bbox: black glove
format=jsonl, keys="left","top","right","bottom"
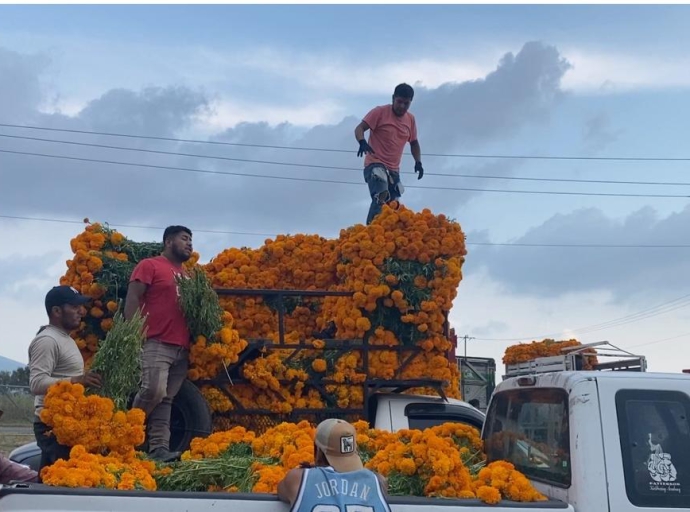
{"left": 357, "top": 139, "right": 375, "bottom": 157}
{"left": 414, "top": 161, "right": 424, "bottom": 180}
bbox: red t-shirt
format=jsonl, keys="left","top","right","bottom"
{"left": 130, "top": 256, "right": 190, "bottom": 348}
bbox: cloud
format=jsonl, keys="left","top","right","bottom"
{"left": 0, "top": 47, "right": 51, "bottom": 122}
{"left": 414, "top": 41, "right": 571, "bottom": 150}
{"left": 561, "top": 48, "right": 690, "bottom": 93}
{"left": 0, "top": 41, "right": 570, "bottom": 243}
{"left": 470, "top": 320, "right": 510, "bottom": 338}
{"left": 469, "top": 205, "right": 690, "bottom": 299}
{"left": 0, "top": 252, "right": 63, "bottom": 296}
{"left": 78, "top": 86, "right": 210, "bottom": 137}
{"left": 582, "top": 111, "right": 623, "bottom": 154}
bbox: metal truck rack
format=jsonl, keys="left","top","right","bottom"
{"left": 504, "top": 340, "right": 647, "bottom": 379}
{"left": 199, "top": 288, "right": 451, "bottom": 431}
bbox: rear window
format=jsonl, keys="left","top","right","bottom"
{"left": 616, "top": 389, "right": 690, "bottom": 508}
{"left": 405, "top": 403, "right": 485, "bottom": 431}
{"left": 483, "top": 388, "right": 570, "bottom": 487}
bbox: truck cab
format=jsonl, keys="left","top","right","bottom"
{"left": 371, "top": 393, "right": 484, "bottom": 432}
{"left": 482, "top": 343, "right": 690, "bottom": 511}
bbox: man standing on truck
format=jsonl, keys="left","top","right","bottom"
{"left": 278, "top": 419, "right": 392, "bottom": 512}
{"left": 28, "top": 286, "right": 102, "bottom": 473}
{"left": 124, "top": 225, "right": 193, "bottom": 463}
{"left": 355, "top": 83, "right": 424, "bottom": 225}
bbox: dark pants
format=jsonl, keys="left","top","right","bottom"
{"left": 132, "top": 339, "right": 189, "bottom": 452}
{"left": 364, "top": 163, "right": 402, "bottom": 225}
{"left": 34, "top": 419, "right": 71, "bottom": 475}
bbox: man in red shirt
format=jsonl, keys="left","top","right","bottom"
{"left": 124, "top": 225, "right": 193, "bottom": 462}
{"left": 355, "top": 83, "right": 424, "bottom": 225}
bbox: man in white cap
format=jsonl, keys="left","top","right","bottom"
{"left": 278, "top": 419, "right": 391, "bottom": 512}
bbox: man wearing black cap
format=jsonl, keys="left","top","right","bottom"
{"left": 28, "top": 286, "right": 102, "bottom": 472}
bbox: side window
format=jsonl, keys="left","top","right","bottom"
{"left": 483, "top": 388, "right": 571, "bottom": 487}
{"left": 405, "top": 403, "right": 485, "bottom": 431}
{"left": 616, "top": 389, "right": 690, "bottom": 508}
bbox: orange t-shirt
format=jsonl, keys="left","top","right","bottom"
{"left": 363, "top": 105, "right": 418, "bottom": 172}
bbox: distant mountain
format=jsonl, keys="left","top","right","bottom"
{"left": 0, "top": 356, "right": 26, "bottom": 373}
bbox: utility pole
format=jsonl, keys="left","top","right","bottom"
{"left": 461, "top": 334, "right": 475, "bottom": 361}
{"left": 459, "top": 334, "right": 475, "bottom": 401}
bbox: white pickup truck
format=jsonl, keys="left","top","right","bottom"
{"left": 2, "top": 360, "right": 688, "bottom": 512}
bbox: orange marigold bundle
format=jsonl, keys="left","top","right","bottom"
{"left": 41, "top": 445, "right": 157, "bottom": 490}
{"left": 318, "top": 205, "right": 466, "bottom": 403}
{"left": 182, "top": 426, "right": 256, "bottom": 460}
{"left": 503, "top": 338, "right": 598, "bottom": 368}
{"left": 474, "top": 461, "right": 547, "bottom": 502}
{"left": 40, "top": 381, "right": 145, "bottom": 455}
{"left": 162, "top": 422, "right": 316, "bottom": 493}
{"left": 363, "top": 426, "right": 475, "bottom": 498}
{"left": 162, "top": 420, "right": 545, "bottom": 505}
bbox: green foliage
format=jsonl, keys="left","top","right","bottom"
{"left": 91, "top": 308, "right": 146, "bottom": 410}
{"left": 176, "top": 267, "right": 224, "bottom": 342}
{"left": 155, "top": 453, "right": 269, "bottom": 492}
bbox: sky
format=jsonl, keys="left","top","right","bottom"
{"left": 1, "top": 5, "right": 690, "bottom": 378}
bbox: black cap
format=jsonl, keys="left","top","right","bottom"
{"left": 45, "top": 285, "right": 91, "bottom": 311}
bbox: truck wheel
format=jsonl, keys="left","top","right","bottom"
{"left": 169, "top": 380, "right": 213, "bottom": 452}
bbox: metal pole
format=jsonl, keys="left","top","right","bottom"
{"left": 460, "top": 335, "right": 474, "bottom": 401}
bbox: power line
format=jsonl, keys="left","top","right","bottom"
{"left": 473, "top": 292, "right": 690, "bottom": 342}
{"left": 1, "top": 122, "right": 689, "bottom": 162}
{"left": 0, "top": 214, "right": 277, "bottom": 237}
{"left": 2, "top": 132, "right": 690, "bottom": 188}
{"left": 628, "top": 331, "right": 690, "bottom": 349}
{"left": 3, "top": 213, "right": 690, "bottom": 249}
{"left": 574, "top": 298, "right": 690, "bottom": 336}
{"left": 2, "top": 147, "right": 689, "bottom": 199}
{"left": 470, "top": 242, "right": 690, "bottom": 248}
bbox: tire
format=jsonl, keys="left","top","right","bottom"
{"left": 169, "top": 379, "right": 213, "bottom": 452}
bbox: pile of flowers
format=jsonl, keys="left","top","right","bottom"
{"left": 473, "top": 461, "right": 547, "bottom": 504}
{"left": 39, "top": 383, "right": 546, "bottom": 506}
{"left": 360, "top": 424, "right": 479, "bottom": 498}
{"left": 39, "top": 381, "right": 152, "bottom": 488}
{"left": 40, "top": 381, "right": 145, "bottom": 454}
{"left": 197, "top": 205, "right": 466, "bottom": 417}
{"left": 41, "top": 445, "right": 157, "bottom": 491}
{"left": 61, "top": 206, "right": 466, "bottom": 428}
{"left": 503, "top": 339, "right": 597, "bottom": 368}
{"left": 157, "top": 421, "right": 545, "bottom": 504}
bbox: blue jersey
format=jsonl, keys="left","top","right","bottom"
{"left": 291, "top": 466, "right": 391, "bottom": 512}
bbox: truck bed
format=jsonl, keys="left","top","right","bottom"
{"left": 0, "top": 484, "right": 573, "bottom": 512}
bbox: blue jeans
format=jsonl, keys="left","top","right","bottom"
{"left": 363, "top": 164, "right": 402, "bottom": 225}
